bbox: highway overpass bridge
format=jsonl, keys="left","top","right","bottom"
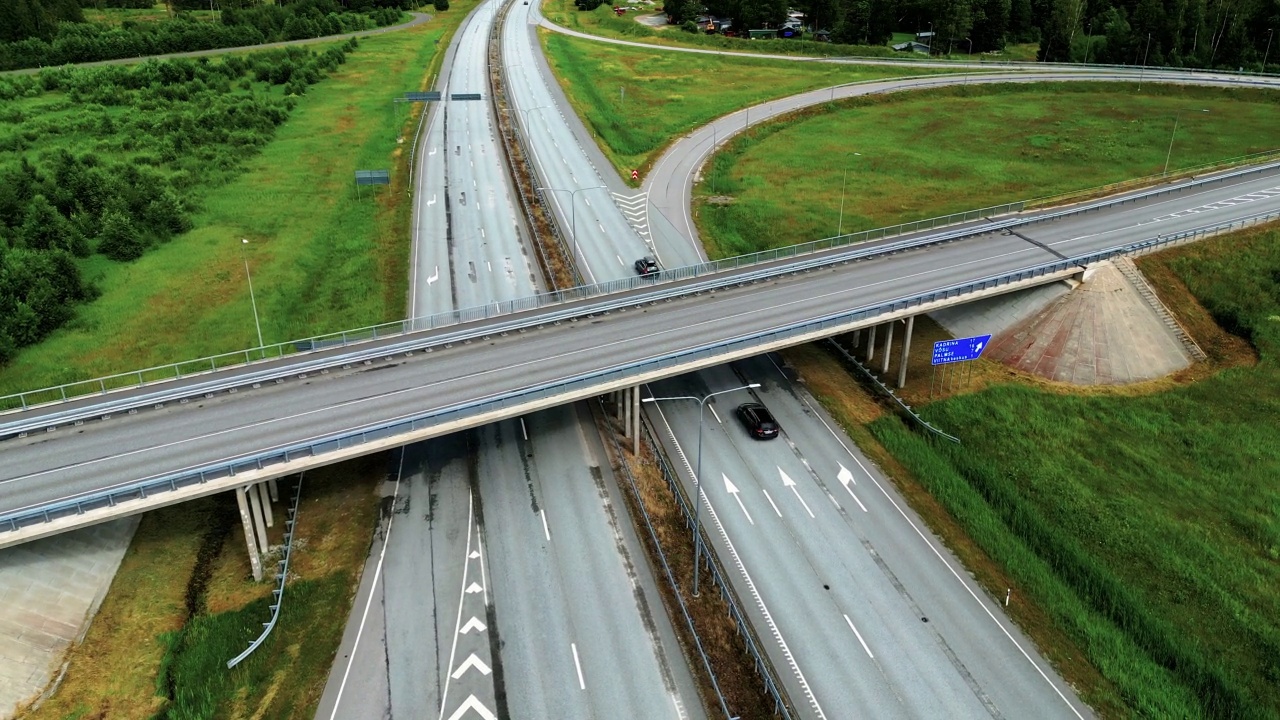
{"left": 2, "top": 163, "right": 1279, "bottom": 548}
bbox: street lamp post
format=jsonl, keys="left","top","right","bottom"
{"left": 536, "top": 185, "right": 607, "bottom": 267}
{"left": 1163, "top": 109, "right": 1208, "bottom": 176}
{"left": 240, "top": 239, "right": 264, "bottom": 354}
{"left": 516, "top": 103, "right": 552, "bottom": 137}
{"left": 643, "top": 383, "right": 760, "bottom": 597}
{"left": 1264, "top": 28, "right": 1275, "bottom": 72}
{"left": 837, "top": 152, "right": 862, "bottom": 237}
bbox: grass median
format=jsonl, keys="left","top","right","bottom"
{"left": 539, "top": 30, "right": 954, "bottom": 180}
{"left": 695, "top": 82, "right": 1280, "bottom": 258}
{"left": 0, "top": 5, "right": 470, "bottom": 396}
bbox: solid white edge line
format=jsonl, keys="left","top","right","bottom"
{"left": 708, "top": 404, "right": 722, "bottom": 424}
{"left": 571, "top": 642, "right": 585, "bottom": 690}
{"left": 765, "top": 354, "right": 1084, "bottom": 717}
{"left": 520, "top": 416, "right": 528, "bottom": 440}
{"left": 436, "top": 486, "right": 478, "bottom": 720}
{"left": 327, "top": 450, "right": 405, "bottom": 720}
{"left": 844, "top": 614, "right": 875, "bottom": 659}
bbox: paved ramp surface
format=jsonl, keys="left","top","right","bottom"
{"left": 988, "top": 262, "right": 1191, "bottom": 384}
{"left": 0, "top": 518, "right": 138, "bottom": 719}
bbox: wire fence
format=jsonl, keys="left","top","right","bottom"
{"left": 639, "top": 410, "right": 795, "bottom": 719}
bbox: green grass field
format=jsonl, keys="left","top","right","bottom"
{"left": 869, "top": 227, "right": 1280, "bottom": 718}
{"left": 696, "top": 83, "right": 1280, "bottom": 258}
{"left": 0, "top": 14, "right": 460, "bottom": 396}
{"left": 540, "top": 30, "right": 954, "bottom": 180}
{"left": 81, "top": 6, "right": 218, "bottom": 25}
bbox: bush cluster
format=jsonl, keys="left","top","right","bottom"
{"left": 0, "top": 41, "right": 356, "bottom": 362}
{"left": 0, "top": 0, "right": 403, "bottom": 71}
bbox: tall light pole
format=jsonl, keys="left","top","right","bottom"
{"left": 644, "top": 382, "right": 760, "bottom": 597}
{"left": 1264, "top": 28, "right": 1274, "bottom": 72}
{"left": 837, "top": 152, "right": 861, "bottom": 237}
{"left": 1138, "top": 32, "right": 1152, "bottom": 91}
{"left": 240, "top": 239, "right": 264, "bottom": 353}
{"left": 1163, "top": 109, "right": 1208, "bottom": 176}
{"left": 536, "top": 185, "right": 607, "bottom": 268}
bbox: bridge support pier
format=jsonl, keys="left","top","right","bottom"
{"left": 235, "top": 486, "right": 264, "bottom": 582}
{"left": 881, "top": 322, "right": 894, "bottom": 375}
{"left": 268, "top": 478, "right": 279, "bottom": 503}
{"left": 632, "top": 385, "right": 640, "bottom": 455}
{"left": 248, "top": 482, "right": 269, "bottom": 557}
{"left": 898, "top": 316, "right": 915, "bottom": 389}
{"left": 852, "top": 328, "right": 861, "bottom": 348}
{"left": 257, "top": 481, "right": 274, "bottom": 528}
{"left": 867, "top": 324, "right": 877, "bottom": 362}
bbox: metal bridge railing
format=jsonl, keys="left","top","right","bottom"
{"left": 9, "top": 208, "right": 1272, "bottom": 534}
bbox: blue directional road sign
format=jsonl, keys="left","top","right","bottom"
{"left": 932, "top": 334, "right": 992, "bottom": 366}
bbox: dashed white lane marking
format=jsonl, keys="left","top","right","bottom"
{"left": 844, "top": 614, "right": 875, "bottom": 659}
{"left": 571, "top": 643, "right": 586, "bottom": 689}
{"left": 762, "top": 488, "right": 783, "bottom": 517}
{"left": 708, "top": 405, "right": 722, "bottom": 424}
{"left": 541, "top": 509, "right": 551, "bottom": 541}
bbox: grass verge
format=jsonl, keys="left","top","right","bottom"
{"left": 538, "top": 30, "right": 953, "bottom": 180}
{"left": 854, "top": 225, "right": 1280, "bottom": 718}
{"left": 25, "top": 455, "right": 387, "bottom": 719}
{"left": 0, "top": 10, "right": 465, "bottom": 395}
{"left": 593, "top": 404, "right": 777, "bottom": 718}
{"left": 696, "top": 82, "right": 1280, "bottom": 258}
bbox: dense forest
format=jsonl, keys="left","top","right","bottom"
{"left": 663, "top": 0, "right": 1279, "bottom": 69}
{"left": 0, "top": 0, "right": 410, "bottom": 69}
{"left": 0, "top": 42, "right": 357, "bottom": 361}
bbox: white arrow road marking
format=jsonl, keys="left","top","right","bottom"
{"left": 465, "top": 582, "right": 484, "bottom": 594}
{"left": 427, "top": 265, "right": 439, "bottom": 286}
{"left": 445, "top": 695, "right": 497, "bottom": 720}
{"left": 779, "top": 468, "right": 814, "bottom": 518}
{"left": 451, "top": 653, "right": 492, "bottom": 679}
{"left": 460, "top": 617, "right": 487, "bottom": 634}
{"left": 428, "top": 194, "right": 437, "bottom": 206}
{"left": 837, "top": 464, "right": 868, "bottom": 512}
{"left": 429, "top": 146, "right": 437, "bottom": 156}
{"left": 844, "top": 614, "right": 875, "bottom": 659}
{"left": 724, "top": 474, "right": 754, "bottom": 525}
{"left": 571, "top": 643, "right": 586, "bottom": 689}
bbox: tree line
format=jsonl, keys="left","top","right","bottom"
{"left": 0, "top": 0, "right": 409, "bottom": 70}
{"left": 659, "top": 0, "right": 1278, "bottom": 70}
{"left": 0, "top": 41, "right": 357, "bottom": 362}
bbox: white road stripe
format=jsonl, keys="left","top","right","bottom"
{"left": 844, "top": 614, "right": 875, "bottom": 659}
{"left": 762, "top": 488, "right": 783, "bottom": 517}
{"left": 571, "top": 643, "right": 585, "bottom": 689}
{"left": 541, "top": 509, "right": 550, "bottom": 541}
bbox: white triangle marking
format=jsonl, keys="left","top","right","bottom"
{"left": 460, "top": 616, "right": 487, "bottom": 634}
{"left": 444, "top": 694, "right": 497, "bottom": 720}
{"left": 450, "top": 653, "right": 493, "bottom": 679}
{"left": 465, "top": 582, "right": 484, "bottom": 594}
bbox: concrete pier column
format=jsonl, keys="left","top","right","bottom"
{"left": 267, "top": 478, "right": 279, "bottom": 503}
{"left": 235, "top": 487, "right": 264, "bottom": 582}
{"left": 633, "top": 384, "right": 641, "bottom": 455}
{"left": 852, "top": 328, "right": 862, "bottom": 349}
{"left": 867, "top": 324, "right": 877, "bottom": 362}
{"left": 898, "top": 316, "right": 915, "bottom": 389}
{"left": 257, "top": 481, "right": 274, "bottom": 528}
{"left": 616, "top": 390, "right": 624, "bottom": 421}
{"left": 247, "top": 482, "right": 269, "bottom": 557}
{"left": 624, "top": 386, "right": 632, "bottom": 439}
{"left": 881, "top": 321, "right": 894, "bottom": 374}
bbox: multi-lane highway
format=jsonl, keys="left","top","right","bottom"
{"left": 3, "top": 166, "right": 1279, "bottom": 531}
{"left": 319, "top": 0, "right": 705, "bottom": 716}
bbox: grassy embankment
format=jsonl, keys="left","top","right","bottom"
{"left": 81, "top": 6, "right": 218, "bottom": 24}
{"left": 0, "top": 10, "right": 451, "bottom": 395}
{"left": 24, "top": 458, "right": 387, "bottom": 719}
{"left": 694, "top": 82, "right": 1280, "bottom": 258}
{"left": 681, "top": 78, "right": 1280, "bottom": 715}
{"left": 538, "top": 30, "right": 956, "bottom": 180}
{"left": 866, "top": 229, "right": 1280, "bottom": 719}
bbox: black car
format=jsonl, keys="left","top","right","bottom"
{"left": 634, "top": 256, "right": 660, "bottom": 276}
{"left": 736, "top": 402, "right": 780, "bottom": 440}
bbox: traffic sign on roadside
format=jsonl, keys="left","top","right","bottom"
{"left": 631, "top": 169, "right": 639, "bottom": 180}
{"left": 931, "top": 334, "right": 992, "bottom": 365}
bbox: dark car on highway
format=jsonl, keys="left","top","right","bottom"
{"left": 634, "top": 256, "right": 660, "bottom": 276}
{"left": 736, "top": 402, "right": 780, "bottom": 440}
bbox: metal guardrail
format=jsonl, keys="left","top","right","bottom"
{"left": 595, "top": 400, "right": 737, "bottom": 719}
{"left": 639, "top": 410, "right": 794, "bottom": 719}
{"left": 12, "top": 207, "right": 1272, "bottom": 536}
{"left": 226, "top": 474, "right": 304, "bottom": 668}
{"left": 827, "top": 339, "right": 961, "bottom": 444}
{"left": 3, "top": 158, "right": 1279, "bottom": 420}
